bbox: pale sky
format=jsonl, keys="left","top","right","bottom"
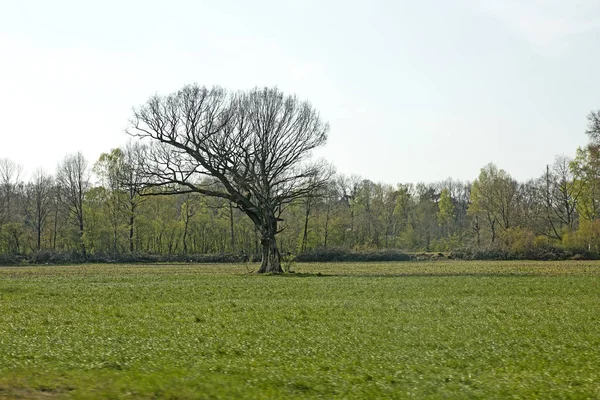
{"left": 1, "top": 0, "right": 599, "bottom": 184}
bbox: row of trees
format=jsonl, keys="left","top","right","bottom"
{"left": 1, "top": 85, "right": 600, "bottom": 268}
{"left": 2, "top": 142, "right": 600, "bottom": 260}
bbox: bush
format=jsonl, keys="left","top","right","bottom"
{"left": 295, "top": 248, "right": 412, "bottom": 262}
{"left": 501, "top": 227, "right": 535, "bottom": 256}
{"left": 451, "top": 245, "right": 576, "bottom": 261}
{"left": 28, "top": 250, "right": 54, "bottom": 264}
{"left": 0, "top": 252, "right": 259, "bottom": 265}
{"left": 0, "top": 254, "right": 20, "bottom": 265}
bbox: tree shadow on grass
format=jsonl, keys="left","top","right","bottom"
{"left": 260, "top": 272, "right": 335, "bottom": 278}
{"left": 263, "top": 272, "right": 541, "bottom": 278}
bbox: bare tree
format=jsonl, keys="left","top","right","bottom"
{"left": 119, "top": 142, "right": 147, "bottom": 253}
{"left": 24, "top": 169, "right": 54, "bottom": 251}
{"left": 539, "top": 156, "right": 582, "bottom": 240}
{"left": 586, "top": 110, "right": 600, "bottom": 143}
{"left": 0, "top": 158, "right": 23, "bottom": 227}
{"left": 56, "top": 152, "right": 90, "bottom": 259}
{"left": 128, "top": 85, "right": 329, "bottom": 272}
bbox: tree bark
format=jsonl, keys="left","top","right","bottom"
{"left": 229, "top": 201, "right": 235, "bottom": 253}
{"left": 79, "top": 219, "right": 87, "bottom": 260}
{"left": 301, "top": 199, "right": 310, "bottom": 252}
{"left": 129, "top": 213, "right": 135, "bottom": 252}
{"left": 257, "top": 218, "right": 282, "bottom": 273}
{"left": 323, "top": 202, "right": 331, "bottom": 249}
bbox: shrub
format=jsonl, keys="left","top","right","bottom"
{"left": 295, "top": 248, "right": 412, "bottom": 262}
{"left": 0, "top": 254, "right": 19, "bottom": 265}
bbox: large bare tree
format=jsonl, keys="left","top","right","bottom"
{"left": 128, "top": 85, "right": 329, "bottom": 273}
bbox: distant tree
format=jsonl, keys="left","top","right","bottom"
{"left": 571, "top": 145, "right": 600, "bottom": 222}
{"left": 437, "top": 188, "right": 455, "bottom": 236}
{"left": 128, "top": 85, "right": 329, "bottom": 272}
{"left": 536, "top": 157, "right": 582, "bottom": 240}
{"left": 95, "top": 143, "right": 147, "bottom": 255}
{"left": 179, "top": 192, "right": 199, "bottom": 254}
{"left": 470, "top": 164, "right": 518, "bottom": 244}
{"left": 56, "top": 152, "right": 90, "bottom": 259}
{"left": 94, "top": 154, "right": 125, "bottom": 256}
{"left": 336, "top": 174, "right": 362, "bottom": 247}
{"left": 23, "top": 170, "right": 54, "bottom": 251}
{"left": 412, "top": 183, "right": 438, "bottom": 250}
{"left": 320, "top": 179, "right": 340, "bottom": 249}
{"left": 0, "top": 159, "right": 24, "bottom": 254}
{"left": 119, "top": 143, "right": 147, "bottom": 253}
{"left": 0, "top": 159, "right": 23, "bottom": 227}
{"left": 392, "top": 184, "right": 414, "bottom": 248}
{"left": 585, "top": 110, "right": 600, "bottom": 143}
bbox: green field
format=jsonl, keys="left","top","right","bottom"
{"left": 1, "top": 261, "right": 600, "bottom": 399}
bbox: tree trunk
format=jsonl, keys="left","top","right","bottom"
{"left": 79, "top": 223, "right": 87, "bottom": 260}
{"left": 53, "top": 206, "right": 59, "bottom": 250}
{"left": 129, "top": 213, "right": 135, "bottom": 253}
{"left": 323, "top": 204, "right": 330, "bottom": 249}
{"left": 301, "top": 201, "right": 310, "bottom": 252}
{"left": 36, "top": 224, "right": 42, "bottom": 252}
{"left": 253, "top": 226, "right": 259, "bottom": 256}
{"left": 113, "top": 227, "right": 117, "bottom": 258}
{"left": 258, "top": 235, "right": 282, "bottom": 273}
{"left": 473, "top": 215, "right": 481, "bottom": 247}
{"left": 257, "top": 218, "right": 282, "bottom": 273}
{"left": 229, "top": 201, "right": 235, "bottom": 253}
{"left": 183, "top": 219, "right": 189, "bottom": 254}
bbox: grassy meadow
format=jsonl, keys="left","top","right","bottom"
{"left": 1, "top": 261, "right": 600, "bottom": 399}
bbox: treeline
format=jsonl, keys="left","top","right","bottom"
{"left": 2, "top": 112, "right": 600, "bottom": 263}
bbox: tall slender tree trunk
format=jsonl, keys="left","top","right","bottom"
{"left": 53, "top": 206, "right": 59, "bottom": 250}
{"left": 129, "top": 214, "right": 135, "bottom": 253}
{"left": 183, "top": 219, "right": 189, "bottom": 254}
{"left": 473, "top": 215, "right": 481, "bottom": 247}
{"left": 323, "top": 202, "right": 331, "bottom": 249}
{"left": 229, "top": 201, "right": 235, "bottom": 253}
{"left": 36, "top": 208, "right": 42, "bottom": 251}
{"left": 128, "top": 200, "right": 135, "bottom": 253}
{"left": 489, "top": 217, "right": 496, "bottom": 244}
{"left": 37, "top": 227, "right": 42, "bottom": 252}
{"left": 79, "top": 219, "right": 87, "bottom": 260}
{"left": 113, "top": 227, "right": 117, "bottom": 258}
{"left": 301, "top": 200, "right": 310, "bottom": 252}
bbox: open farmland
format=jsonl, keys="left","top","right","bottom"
{"left": 1, "top": 261, "right": 599, "bottom": 399}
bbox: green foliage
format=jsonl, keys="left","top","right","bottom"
{"left": 10, "top": 117, "right": 600, "bottom": 261}
{"left": 500, "top": 227, "right": 536, "bottom": 255}
{"left": 0, "top": 222, "right": 24, "bottom": 254}
{"left": 437, "top": 188, "right": 455, "bottom": 227}
{"left": 280, "top": 253, "right": 296, "bottom": 273}
{"left": 562, "top": 219, "right": 600, "bottom": 253}
{"left": 1, "top": 262, "right": 600, "bottom": 398}
{"left": 295, "top": 248, "right": 411, "bottom": 262}
{"left": 429, "top": 234, "right": 462, "bottom": 252}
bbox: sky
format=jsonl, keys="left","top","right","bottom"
{"left": 1, "top": 0, "right": 599, "bottom": 184}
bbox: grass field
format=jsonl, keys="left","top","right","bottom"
{"left": 1, "top": 261, "right": 599, "bottom": 399}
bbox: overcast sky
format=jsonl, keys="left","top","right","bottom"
{"left": 1, "top": 0, "right": 599, "bottom": 184}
